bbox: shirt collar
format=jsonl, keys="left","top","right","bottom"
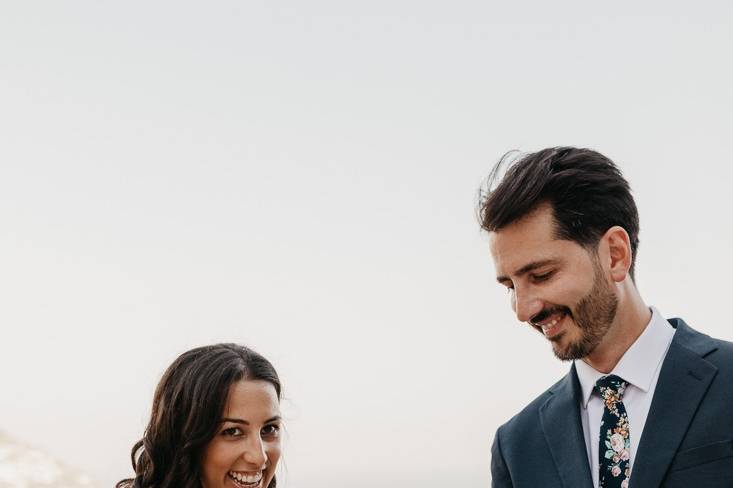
{"left": 575, "top": 306, "right": 675, "bottom": 408}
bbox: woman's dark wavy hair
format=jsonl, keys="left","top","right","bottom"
{"left": 478, "top": 147, "right": 640, "bottom": 279}
{"left": 116, "top": 344, "right": 281, "bottom": 488}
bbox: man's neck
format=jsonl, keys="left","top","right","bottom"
{"left": 582, "top": 284, "right": 651, "bottom": 374}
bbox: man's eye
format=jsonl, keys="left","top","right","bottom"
{"left": 222, "top": 427, "right": 243, "bottom": 437}
{"left": 532, "top": 272, "right": 553, "bottom": 282}
{"left": 262, "top": 424, "right": 281, "bottom": 437}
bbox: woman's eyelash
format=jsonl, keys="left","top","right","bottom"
{"left": 221, "top": 424, "right": 281, "bottom": 437}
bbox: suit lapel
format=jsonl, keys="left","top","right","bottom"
{"left": 539, "top": 365, "right": 594, "bottom": 488}
{"left": 630, "top": 319, "right": 718, "bottom": 488}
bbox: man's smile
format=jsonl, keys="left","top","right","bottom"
{"left": 531, "top": 308, "right": 570, "bottom": 339}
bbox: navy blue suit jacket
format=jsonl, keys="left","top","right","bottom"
{"left": 491, "top": 319, "right": 733, "bottom": 487}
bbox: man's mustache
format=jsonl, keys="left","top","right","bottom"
{"left": 530, "top": 306, "right": 571, "bottom": 325}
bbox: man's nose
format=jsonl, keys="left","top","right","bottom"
{"left": 242, "top": 436, "right": 268, "bottom": 467}
{"left": 512, "top": 287, "right": 543, "bottom": 323}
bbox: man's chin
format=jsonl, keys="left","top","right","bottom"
{"left": 550, "top": 333, "right": 593, "bottom": 361}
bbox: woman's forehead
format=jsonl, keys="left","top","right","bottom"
{"left": 222, "top": 379, "right": 280, "bottom": 420}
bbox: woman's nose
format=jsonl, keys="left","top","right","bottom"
{"left": 241, "top": 437, "right": 268, "bottom": 468}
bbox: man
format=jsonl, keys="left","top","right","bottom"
{"left": 480, "top": 147, "right": 733, "bottom": 488}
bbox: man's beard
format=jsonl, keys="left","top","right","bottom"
{"left": 551, "top": 262, "right": 619, "bottom": 361}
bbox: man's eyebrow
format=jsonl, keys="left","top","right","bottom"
{"left": 496, "top": 259, "right": 560, "bottom": 283}
{"left": 220, "top": 415, "right": 282, "bottom": 425}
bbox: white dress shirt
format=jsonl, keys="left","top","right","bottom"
{"left": 575, "top": 307, "right": 675, "bottom": 488}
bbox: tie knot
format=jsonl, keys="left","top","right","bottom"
{"left": 595, "top": 374, "right": 628, "bottom": 399}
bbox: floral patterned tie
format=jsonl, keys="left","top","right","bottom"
{"left": 595, "top": 375, "right": 631, "bottom": 488}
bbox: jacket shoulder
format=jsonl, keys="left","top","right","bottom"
{"left": 703, "top": 333, "right": 733, "bottom": 372}
{"left": 495, "top": 374, "right": 568, "bottom": 438}
{"left": 670, "top": 317, "right": 733, "bottom": 366}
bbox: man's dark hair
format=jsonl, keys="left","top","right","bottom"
{"left": 479, "top": 146, "right": 640, "bottom": 279}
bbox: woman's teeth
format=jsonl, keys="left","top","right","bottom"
{"left": 228, "top": 471, "right": 262, "bottom": 487}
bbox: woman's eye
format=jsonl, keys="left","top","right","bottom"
{"left": 261, "top": 424, "right": 281, "bottom": 437}
{"left": 222, "top": 427, "right": 243, "bottom": 437}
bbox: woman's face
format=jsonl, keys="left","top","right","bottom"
{"left": 200, "top": 379, "right": 282, "bottom": 488}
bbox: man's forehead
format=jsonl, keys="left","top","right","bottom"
{"left": 488, "top": 204, "right": 565, "bottom": 271}
{"left": 489, "top": 232, "right": 575, "bottom": 273}
{"left": 491, "top": 239, "right": 558, "bottom": 274}
{"left": 488, "top": 223, "right": 556, "bottom": 260}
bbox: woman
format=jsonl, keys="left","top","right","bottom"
{"left": 117, "top": 344, "right": 282, "bottom": 488}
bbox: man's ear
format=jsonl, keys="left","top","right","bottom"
{"left": 602, "top": 226, "right": 632, "bottom": 283}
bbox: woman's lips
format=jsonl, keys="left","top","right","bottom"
{"left": 228, "top": 471, "right": 263, "bottom": 488}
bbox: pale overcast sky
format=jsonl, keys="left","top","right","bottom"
{"left": 2, "top": 1, "right": 732, "bottom": 487}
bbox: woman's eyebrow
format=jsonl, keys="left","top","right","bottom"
{"left": 220, "top": 415, "right": 282, "bottom": 425}
{"left": 221, "top": 417, "right": 248, "bottom": 425}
